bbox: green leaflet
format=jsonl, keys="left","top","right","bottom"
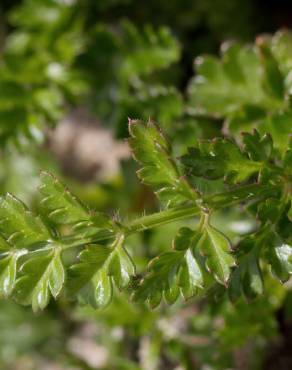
{"left": 39, "top": 171, "right": 114, "bottom": 238}
{"left": 39, "top": 171, "right": 89, "bottom": 225}
{"left": 229, "top": 250, "right": 263, "bottom": 302}
{"left": 257, "top": 198, "right": 284, "bottom": 225}
{"left": 257, "top": 110, "right": 292, "bottom": 156}
{"left": 108, "top": 242, "right": 136, "bottom": 289}
{"left": 269, "top": 244, "right": 292, "bottom": 282}
{"left": 128, "top": 119, "right": 196, "bottom": 207}
{"left": 181, "top": 138, "right": 261, "bottom": 185}
{"left": 266, "top": 232, "right": 292, "bottom": 283}
{"left": 0, "top": 193, "right": 51, "bottom": 248}
{"left": 180, "top": 248, "right": 204, "bottom": 300}
{"left": 198, "top": 221, "right": 235, "bottom": 285}
{"left": 242, "top": 130, "right": 273, "bottom": 162}
{"left": 67, "top": 245, "right": 111, "bottom": 299}
{"left": 229, "top": 236, "right": 264, "bottom": 302}
{"left": 90, "top": 268, "right": 113, "bottom": 309}
{"left": 0, "top": 246, "right": 27, "bottom": 298}
{"left": 133, "top": 227, "right": 204, "bottom": 308}
{"left": 68, "top": 234, "right": 135, "bottom": 309}
{"left": 13, "top": 246, "right": 65, "bottom": 312}
{"left": 133, "top": 251, "right": 183, "bottom": 308}
{"left": 128, "top": 119, "right": 177, "bottom": 187}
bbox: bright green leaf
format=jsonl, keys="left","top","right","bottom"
{"left": 39, "top": 171, "right": 89, "bottom": 225}
{"left": 68, "top": 234, "right": 134, "bottom": 309}
{"left": 0, "top": 249, "right": 26, "bottom": 298}
{"left": 0, "top": 194, "right": 50, "bottom": 248}
{"left": 14, "top": 246, "right": 65, "bottom": 312}
{"left": 129, "top": 119, "right": 196, "bottom": 206}
{"left": 198, "top": 222, "right": 235, "bottom": 285}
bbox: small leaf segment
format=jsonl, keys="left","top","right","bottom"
{"left": 0, "top": 120, "right": 290, "bottom": 311}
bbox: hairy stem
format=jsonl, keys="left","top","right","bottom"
{"left": 59, "top": 183, "right": 275, "bottom": 250}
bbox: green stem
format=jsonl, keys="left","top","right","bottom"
{"left": 60, "top": 204, "right": 200, "bottom": 249}
{"left": 59, "top": 183, "right": 274, "bottom": 250}
{"left": 126, "top": 204, "right": 200, "bottom": 233}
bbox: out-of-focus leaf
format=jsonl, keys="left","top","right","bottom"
{"left": 120, "top": 21, "right": 180, "bottom": 80}
{"left": 270, "top": 30, "right": 292, "bottom": 79}
{"left": 257, "top": 36, "right": 285, "bottom": 101}
{"left": 187, "top": 43, "right": 273, "bottom": 117}
{"left": 228, "top": 109, "right": 292, "bottom": 155}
